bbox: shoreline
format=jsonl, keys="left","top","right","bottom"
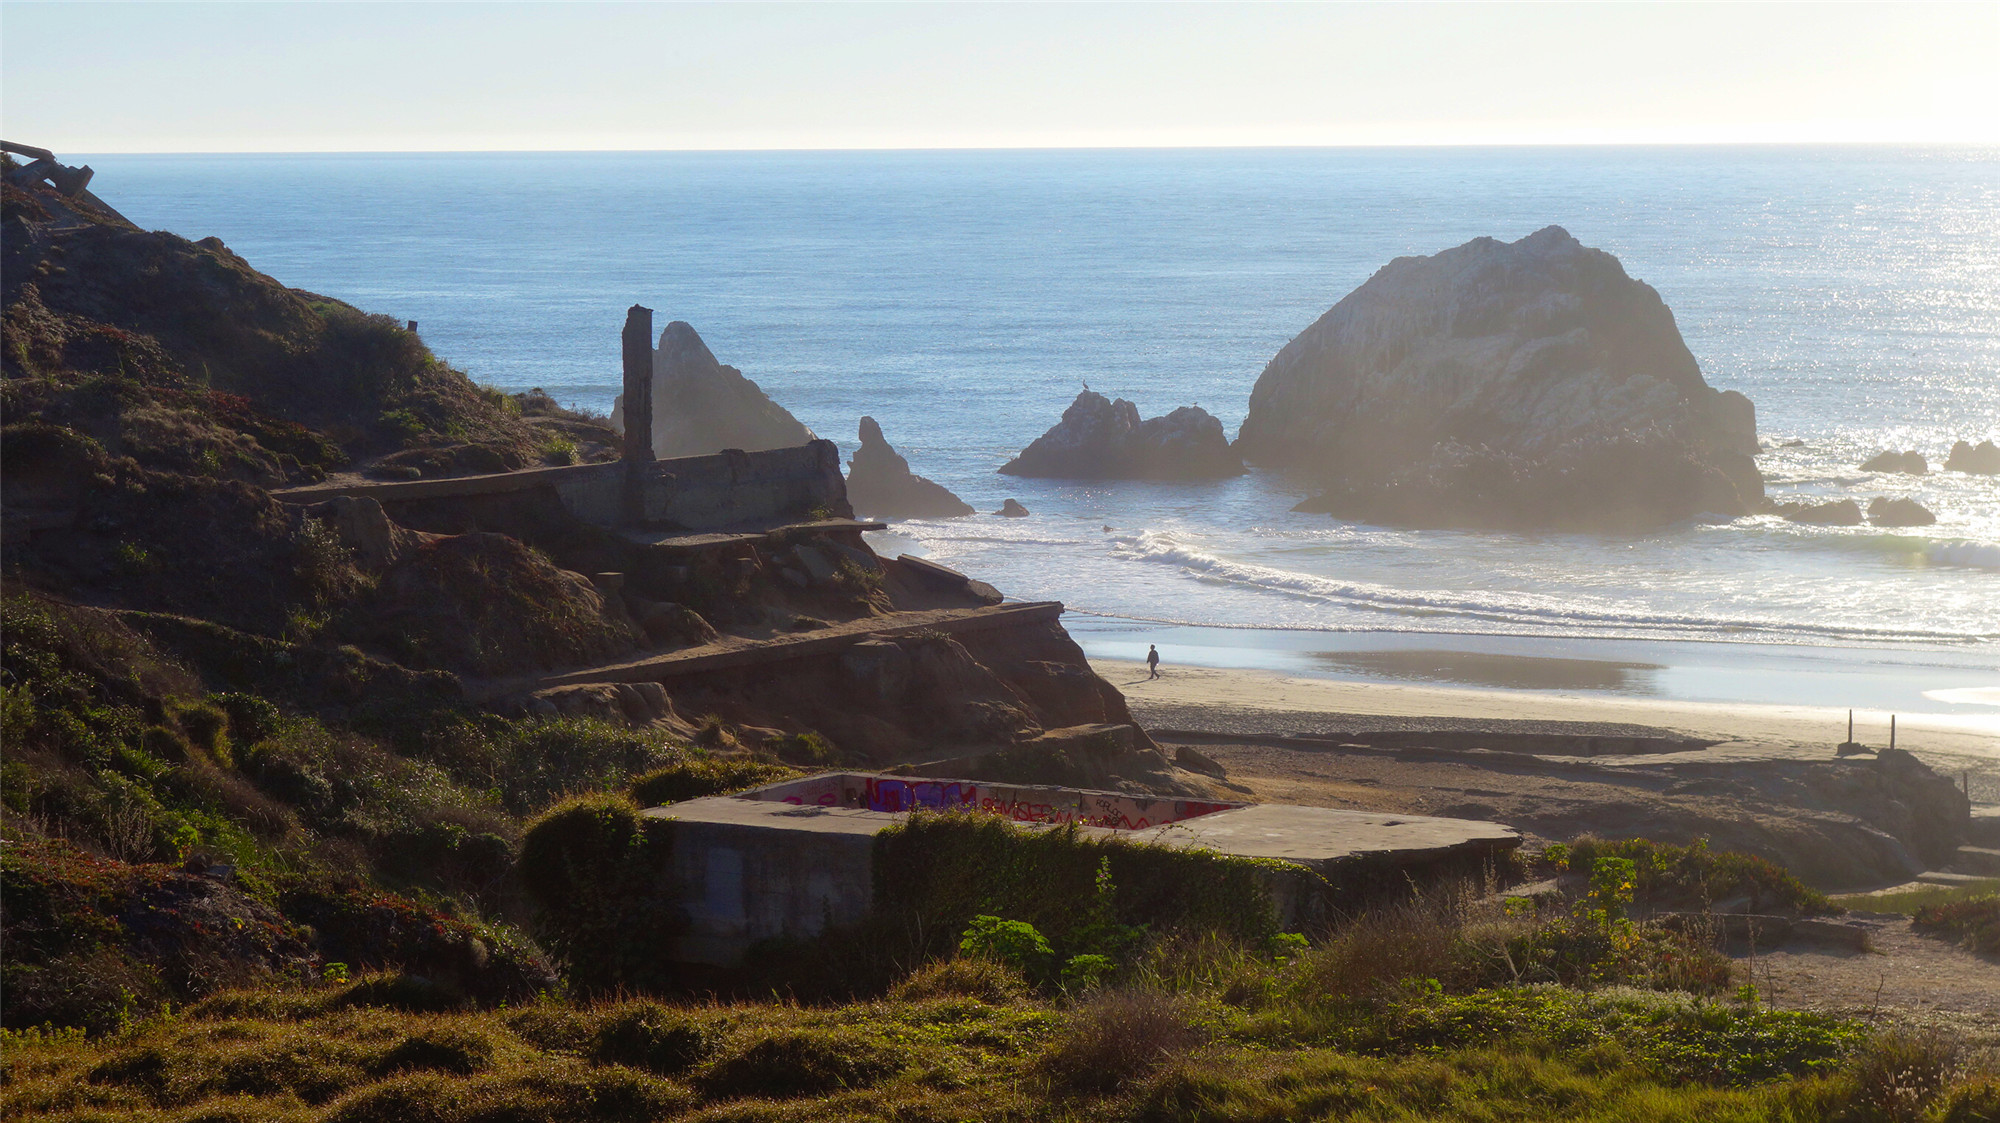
{"left": 1090, "top": 657, "right": 2000, "bottom": 764}
{"left": 1068, "top": 614, "right": 2000, "bottom": 718}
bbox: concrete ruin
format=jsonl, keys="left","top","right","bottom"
{"left": 645, "top": 772, "right": 1520, "bottom": 966}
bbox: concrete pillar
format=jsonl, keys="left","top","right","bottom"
{"left": 623, "top": 304, "right": 656, "bottom": 465}
{"left": 622, "top": 305, "right": 656, "bottom": 524}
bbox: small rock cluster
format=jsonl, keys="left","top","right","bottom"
{"left": 1000, "top": 391, "right": 1242, "bottom": 480}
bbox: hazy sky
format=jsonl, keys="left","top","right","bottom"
{"left": 4, "top": 2, "right": 1996, "bottom": 152}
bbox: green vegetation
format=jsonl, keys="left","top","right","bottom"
{"left": 8, "top": 173, "right": 1997, "bottom": 1118}
{"left": 1831, "top": 880, "right": 2000, "bottom": 917}
{"left": 1912, "top": 893, "right": 2000, "bottom": 955}
{"left": 1548, "top": 836, "right": 1835, "bottom": 916}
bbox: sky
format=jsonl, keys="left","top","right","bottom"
{"left": 3, "top": 2, "right": 1997, "bottom": 152}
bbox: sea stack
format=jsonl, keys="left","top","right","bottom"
{"left": 611, "top": 321, "right": 813, "bottom": 458}
{"left": 1000, "top": 391, "right": 1242, "bottom": 479}
{"left": 1239, "top": 226, "right": 1763, "bottom": 531}
{"left": 845, "top": 416, "right": 974, "bottom": 518}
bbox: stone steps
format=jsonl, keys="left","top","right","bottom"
{"left": 471, "top": 600, "right": 1065, "bottom": 702}
{"left": 1914, "top": 870, "right": 1998, "bottom": 888}
{"left": 1968, "top": 804, "right": 2000, "bottom": 848}
{"left": 1948, "top": 845, "right": 2000, "bottom": 878}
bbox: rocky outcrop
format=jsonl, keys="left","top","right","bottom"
{"left": 1868, "top": 497, "right": 1936, "bottom": 527}
{"left": 996, "top": 499, "right": 1030, "bottom": 517}
{"left": 1239, "top": 227, "right": 1762, "bottom": 531}
{"left": 611, "top": 321, "right": 813, "bottom": 458}
{"left": 845, "top": 416, "right": 973, "bottom": 519}
{"left": 1000, "top": 392, "right": 1242, "bottom": 480}
{"left": 1945, "top": 439, "right": 2000, "bottom": 474}
{"left": 1777, "top": 499, "right": 1863, "bottom": 526}
{"left": 1861, "top": 450, "right": 1928, "bottom": 475}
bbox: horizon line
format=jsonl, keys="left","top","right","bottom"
{"left": 59, "top": 138, "right": 2000, "bottom": 158}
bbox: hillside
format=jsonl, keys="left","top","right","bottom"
{"left": 5, "top": 161, "right": 1999, "bottom": 1123}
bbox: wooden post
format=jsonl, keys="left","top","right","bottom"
{"left": 1889, "top": 714, "right": 1896, "bottom": 751}
{"left": 622, "top": 305, "right": 655, "bottom": 523}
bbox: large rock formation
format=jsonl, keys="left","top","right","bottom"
{"left": 1239, "top": 227, "right": 1763, "bottom": 531}
{"left": 611, "top": 321, "right": 813, "bottom": 458}
{"left": 845, "top": 416, "right": 973, "bottom": 519}
{"left": 1945, "top": 439, "right": 2000, "bottom": 474}
{"left": 1000, "top": 391, "right": 1242, "bottom": 479}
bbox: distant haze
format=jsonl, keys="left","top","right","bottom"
{"left": 4, "top": 1, "right": 1997, "bottom": 152}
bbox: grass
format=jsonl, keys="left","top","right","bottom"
{"left": 1830, "top": 880, "right": 2000, "bottom": 916}
{"left": 7, "top": 961, "right": 1992, "bottom": 1123}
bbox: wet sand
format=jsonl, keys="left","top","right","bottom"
{"left": 1094, "top": 657, "right": 2000, "bottom": 767}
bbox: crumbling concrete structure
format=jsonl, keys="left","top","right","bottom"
{"left": 646, "top": 772, "right": 1520, "bottom": 966}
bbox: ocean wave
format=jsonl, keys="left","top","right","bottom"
{"left": 1110, "top": 529, "right": 1991, "bottom": 644}
{"left": 1928, "top": 540, "right": 2000, "bottom": 571}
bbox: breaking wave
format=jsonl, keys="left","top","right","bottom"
{"left": 1928, "top": 540, "right": 2000, "bottom": 571}
{"left": 1109, "top": 529, "right": 1991, "bottom": 644}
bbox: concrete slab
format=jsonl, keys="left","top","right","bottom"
{"left": 644, "top": 795, "right": 899, "bottom": 837}
{"left": 1130, "top": 803, "right": 1518, "bottom": 869}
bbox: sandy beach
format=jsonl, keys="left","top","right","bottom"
{"left": 1093, "top": 656, "right": 2000, "bottom": 764}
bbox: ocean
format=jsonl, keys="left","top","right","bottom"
{"left": 82, "top": 147, "right": 2000, "bottom": 713}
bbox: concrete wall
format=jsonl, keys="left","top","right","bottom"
{"left": 745, "top": 771, "right": 1241, "bottom": 830}
{"left": 656, "top": 804, "right": 882, "bottom": 966}
{"left": 278, "top": 439, "right": 850, "bottom": 532}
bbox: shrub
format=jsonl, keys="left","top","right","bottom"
{"left": 1040, "top": 988, "right": 1202, "bottom": 1094}
{"left": 322, "top": 1073, "right": 465, "bottom": 1123}
{"left": 960, "top": 915, "right": 1054, "bottom": 980}
{"left": 626, "top": 755, "right": 797, "bottom": 806}
{"left": 211, "top": 691, "right": 282, "bottom": 744}
{"left": 515, "top": 794, "right": 680, "bottom": 992}
{"left": 1913, "top": 894, "right": 2000, "bottom": 954}
{"left": 698, "top": 1028, "right": 910, "bottom": 1099}
{"left": 371, "top": 1027, "right": 498, "bottom": 1076}
{"left": 335, "top": 973, "right": 471, "bottom": 1014}
{"left": 1561, "top": 837, "right": 1833, "bottom": 916}
{"left": 539, "top": 436, "right": 578, "bottom": 465}
{"left": 484, "top": 1062, "right": 696, "bottom": 1122}
{"left": 589, "top": 1001, "right": 721, "bottom": 1076}
{"left": 888, "top": 957, "right": 1031, "bottom": 1004}
{"left": 489, "top": 718, "right": 678, "bottom": 815}
{"left": 505, "top": 1004, "right": 595, "bottom": 1055}
{"left": 1935, "top": 1077, "right": 2000, "bottom": 1123}
{"left": 1837, "top": 1028, "right": 1965, "bottom": 1123}
{"left": 217, "top": 1035, "right": 369, "bottom": 1103}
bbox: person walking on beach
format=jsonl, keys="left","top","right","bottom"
{"left": 1146, "top": 644, "right": 1161, "bottom": 679}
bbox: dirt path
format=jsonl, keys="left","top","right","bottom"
{"left": 1733, "top": 914, "right": 2000, "bottom": 1046}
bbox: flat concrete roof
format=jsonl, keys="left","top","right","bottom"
{"left": 643, "top": 796, "right": 899, "bottom": 838}
{"left": 645, "top": 792, "right": 1518, "bottom": 871}
{"left": 1127, "top": 804, "right": 1518, "bottom": 865}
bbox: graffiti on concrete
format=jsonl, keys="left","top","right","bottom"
{"left": 752, "top": 771, "right": 1238, "bottom": 831}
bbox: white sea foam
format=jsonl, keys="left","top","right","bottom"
{"left": 1928, "top": 540, "right": 2000, "bottom": 571}
{"left": 1107, "top": 529, "right": 1990, "bottom": 644}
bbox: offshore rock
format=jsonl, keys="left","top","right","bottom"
{"left": 611, "top": 321, "right": 813, "bottom": 458}
{"left": 1861, "top": 450, "right": 1928, "bottom": 475}
{"left": 845, "top": 416, "right": 973, "bottom": 519}
{"left": 1777, "top": 499, "right": 1863, "bottom": 526}
{"left": 1000, "top": 391, "right": 1243, "bottom": 480}
{"left": 1868, "top": 497, "right": 1936, "bottom": 527}
{"left": 996, "top": 499, "right": 1030, "bottom": 517}
{"left": 1945, "top": 439, "right": 2000, "bottom": 474}
{"left": 1239, "top": 226, "right": 1763, "bottom": 531}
